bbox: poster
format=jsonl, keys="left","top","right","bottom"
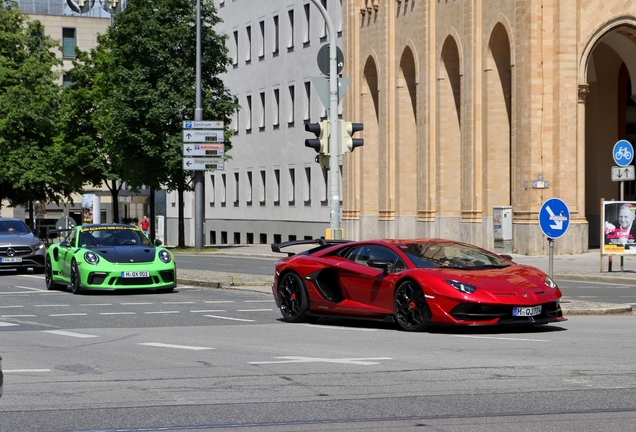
{"left": 82, "top": 194, "right": 94, "bottom": 224}
{"left": 602, "top": 201, "right": 636, "bottom": 254}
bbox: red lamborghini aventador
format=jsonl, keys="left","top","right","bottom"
{"left": 271, "top": 238, "right": 566, "bottom": 331}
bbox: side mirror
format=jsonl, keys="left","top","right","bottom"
{"left": 500, "top": 254, "right": 513, "bottom": 261}
{"left": 60, "top": 240, "right": 70, "bottom": 248}
{"left": 367, "top": 258, "right": 390, "bottom": 275}
{"left": 153, "top": 239, "right": 163, "bottom": 247}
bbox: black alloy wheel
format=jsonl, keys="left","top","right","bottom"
{"left": 278, "top": 272, "right": 311, "bottom": 323}
{"left": 394, "top": 280, "right": 430, "bottom": 331}
{"left": 70, "top": 260, "right": 82, "bottom": 295}
{"left": 45, "top": 257, "right": 63, "bottom": 291}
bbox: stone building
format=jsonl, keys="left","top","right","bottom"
{"left": 341, "top": 0, "right": 636, "bottom": 255}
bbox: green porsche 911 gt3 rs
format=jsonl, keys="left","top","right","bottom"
{"left": 45, "top": 224, "right": 176, "bottom": 294}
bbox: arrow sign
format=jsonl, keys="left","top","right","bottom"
{"left": 183, "top": 120, "right": 224, "bottom": 129}
{"left": 182, "top": 129, "right": 224, "bottom": 143}
{"left": 183, "top": 157, "right": 224, "bottom": 171}
{"left": 183, "top": 144, "right": 224, "bottom": 156}
{"left": 611, "top": 165, "right": 635, "bottom": 182}
{"left": 539, "top": 198, "right": 570, "bottom": 239}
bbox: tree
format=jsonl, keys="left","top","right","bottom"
{"left": 0, "top": 1, "right": 64, "bottom": 221}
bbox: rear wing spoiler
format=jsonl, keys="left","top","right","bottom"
{"left": 271, "top": 238, "right": 352, "bottom": 256}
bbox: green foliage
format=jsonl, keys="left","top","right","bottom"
{"left": 0, "top": 1, "right": 64, "bottom": 206}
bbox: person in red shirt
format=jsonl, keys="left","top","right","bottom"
{"left": 140, "top": 215, "right": 150, "bottom": 237}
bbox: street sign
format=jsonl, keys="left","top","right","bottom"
{"left": 613, "top": 139, "right": 634, "bottom": 167}
{"left": 317, "top": 44, "right": 344, "bottom": 75}
{"left": 538, "top": 198, "right": 570, "bottom": 239}
{"left": 182, "top": 120, "right": 224, "bottom": 129}
{"left": 183, "top": 144, "right": 224, "bottom": 157}
{"left": 183, "top": 157, "right": 224, "bottom": 171}
{"left": 183, "top": 129, "right": 224, "bottom": 143}
{"left": 611, "top": 165, "right": 635, "bottom": 182}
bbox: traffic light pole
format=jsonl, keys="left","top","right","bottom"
{"left": 310, "top": 0, "right": 342, "bottom": 239}
{"left": 194, "top": 0, "right": 204, "bottom": 249}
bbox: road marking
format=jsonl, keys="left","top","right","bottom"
{"left": 190, "top": 310, "right": 227, "bottom": 313}
{"left": 249, "top": 356, "right": 393, "bottom": 366}
{"left": 100, "top": 312, "right": 135, "bottom": 315}
{"left": 0, "top": 305, "right": 23, "bottom": 309}
{"left": 162, "top": 301, "right": 195, "bottom": 304}
{"left": 0, "top": 321, "right": 19, "bottom": 327}
{"left": 4, "top": 369, "right": 51, "bottom": 373}
{"left": 244, "top": 300, "right": 274, "bottom": 303}
{"left": 236, "top": 309, "right": 273, "bottom": 312}
{"left": 204, "top": 314, "right": 255, "bottom": 322}
{"left": 42, "top": 330, "right": 99, "bottom": 338}
{"left": 578, "top": 296, "right": 599, "bottom": 298}
{"left": 49, "top": 313, "right": 88, "bottom": 317}
{"left": 138, "top": 342, "right": 213, "bottom": 351}
{"left": 81, "top": 303, "right": 112, "bottom": 306}
{"left": 1, "top": 315, "right": 36, "bottom": 318}
{"left": 34, "top": 304, "right": 69, "bottom": 308}
{"left": 144, "top": 311, "right": 180, "bottom": 314}
{"left": 121, "top": 302, "right": 153, "bottom": 305}
{"left": 204, "top": 301, "right": 235, "bottom": 304}
{"left": 15, "top": 285, "right": 46, "bottom": 291}
{"left": 302, "top": 324, "right": 379, "bottom": 332}
{"left": 449, "top": 335, "right": 550, "bottom": 342}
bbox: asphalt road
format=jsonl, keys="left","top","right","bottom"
{"left": 1, "top": 274, "right": 636, "bottom": 431}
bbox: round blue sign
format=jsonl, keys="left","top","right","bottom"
{"left": 538, "top": 198, "right": 570, "bottom": 239}
{"left": 613, "top": 140, "right": 634, "bottom": 167}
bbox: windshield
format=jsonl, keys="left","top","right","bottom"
{"left": 0, "top": 220, "right": 31, "bottom": 235}
{"left": 399, "top": 241, "right": 512, "bottom": 270}
{"left": 79, "top": 227, "right": 152, "bottom": 247}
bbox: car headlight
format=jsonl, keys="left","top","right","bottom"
{"left": 36, "top": 241, "right": 45, "bottom": 250}
{"left": 84, "top": 251, "right": 99, "bottom": 265}
{"left": 444, "top": 279, "right": 477, "bottom": 294}
{"left": 159, "top": 250, "right": 172, "bottom": 263}
{"left": 544, "top": 276, "right": 559, "bottom": 290}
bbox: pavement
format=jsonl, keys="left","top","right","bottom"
{"left": 175, "top": 244, "right": 635, "bottom": 316}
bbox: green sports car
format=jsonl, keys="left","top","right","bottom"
{"left": 45, "top": 224, "right": 176, "bottom": 294}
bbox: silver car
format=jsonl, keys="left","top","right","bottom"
{"left": 0, "top": 218, "right": 46, "bottom": 274}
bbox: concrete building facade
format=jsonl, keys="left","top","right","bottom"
{"left": 341, "top": 0, "right": 636, "bottom": 255}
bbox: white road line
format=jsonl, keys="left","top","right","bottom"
{"left": 34, "top": 304, "right": 69, "bottom": 308}
{"left": 449, "top": 335, "right": 550, "bottom": 342}
{"left": 244, "top": 300, "right": 274, "bottom": 303}
{"left": 302, "top": 324, "right": 379, "bottom": 332}
{"left": 81, "top": 303, "right": 112, "bottom": 306}
{"left": 0, "top": 305, "right": 23, "bottom": 309}
{"left": 49, "top": 313, "right": 88, "bottom": 317}
{"left": 204, "top": 314, "right": 255, "bottom": 322}
{"left": 138, "top": 342, "right": 214, "bottom": 351}
{"left": 190, "top": 310, "right": 227, "bottom": 313}
{"left": 249, "top": 356, "right": 393, "bottom": 366}
{"left": 578, "top": 296, "right": 599, "bottom": 298}
{"left": 144, "top": 311, "right": 180, "bottom": 314}
{"left": 120, "top": 302, "right": 153, "bottom": 305}
{"left": 42, "top": 330, "right": 99, "bottom": 338}
{"left": 162, "top": 301, "right": 195, "bottom": 304}
{"left": 0, "top": 321, "right": 19, "bottom": 327}
{"left": 236, "top": 309, "right": 273, "bottom": 312}
{"left": 1, "top": 315, "right": 36, "bottom": 318}
{"left": 15, "top": 285, "right": 47, "bottom": 291}
{"left": 5, "top": 369, "right": 51, "bottom": 373}
{"left": 204, "top": 301, "right": 235, "bottom": 304}
{"left": 100, "top": 312, "right": 135, "bottom": 315}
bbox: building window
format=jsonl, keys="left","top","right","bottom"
{"left": 273, "top": 88, "right": 280, "bottom": 129}
{"left": 288, "top": 85, "right": 295, "bottom": 126}
{"left": 232, "top": 30, "right": 239, "bottom": 66}
{"left": 209, "top": 174, "right": 216, "bottom": 207}
{"left": 338, "top": 0, "right": 343, "bottom": 36}
{"left": 321, "top": 169, "right": 328, "bottom": 205}
{"left": 288, "top": 168, "right": 295, "bottom": 205}
{"left": 259, "top": 92, "right": 266, "bottom": 131}
{"left": 260, "top": 170, "right": 266, "bottom": 205}
{"left": 274, "top": 169, "right": 280, "bottom": 205}
{"left": 221, "top": 173, "right": 227, "bottom": 207}
{"left": 287, "top": 9, "right": 294, "bottom": 49}
{"left": 320, "top": 0, "right": 327, "bottom": 40}
{"left": 273, "top": 15, "right": 279, "bottom": 55}
{"left": 246, "top": 233, "right": 254, "bottom": 244}
{"left": 260, "top": 233, "right": 267, "bottom": 244}
{"left": 234, "top": 232, "right": 240, "bottom": 244}
{"left": 304, "top": 166, "right": 311, "bottom": 205}
{"left": 304, "top": 81, "right": 311, "bottom": 121}
{"left": 303, "top": 4, "right": 310, "bottom": 46}
{"left": 247, "top": 171, "right": 253, "bottom": 205}
{"left": 62, "top": 73, "right": 73, "bottom": 87}
{"left": 233, "top": 172, "right": 239, "bottom": 206}
{"left": 232, "top": 95, "right": 239, "bottom": 135}
{"left": 258, "top": 20, "right": 265, "bottom": 59}
{"left": 62, "top": 28, "right": 76, "bottom": 59}
{"left": 245, "top": 25, "right": 252, "bottom": 63}
{"left": 245, "top": 95, "right": 252, "bottom": 133}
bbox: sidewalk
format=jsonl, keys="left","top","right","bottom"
{"left": 175, "top": 244, "right": 634, "bottom": 316}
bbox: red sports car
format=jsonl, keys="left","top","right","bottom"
{"left": 271, "top": 238, "right": 566, "bottom": 331}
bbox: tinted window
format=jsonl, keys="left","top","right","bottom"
{"left": 0, "top": 220, "right": 30, "bottom": 235}
{"left": 399, "top": 241, "right": 511, "bottom": 270}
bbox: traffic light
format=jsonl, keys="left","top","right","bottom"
{"left": 305, "top": 121, "right": 330, "bottom": 154}
{"left": 340, "top": 121, "right": 364, "bottom": 154}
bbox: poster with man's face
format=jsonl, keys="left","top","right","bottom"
{"left": 602, "top": 201, "right": 636, "bottom": 254}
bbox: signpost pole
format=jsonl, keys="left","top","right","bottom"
{"left": 193, "top": 0, "right": 204, "bottom": 250}
{"left": 548, "top": 238, "right": 554, "bottom": 278}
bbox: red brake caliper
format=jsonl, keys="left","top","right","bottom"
{"left": 408, "top": 301, "right": 416, "bottom": 310}
{"left": 291, "top": 293, "right": 297, "bottom": 301}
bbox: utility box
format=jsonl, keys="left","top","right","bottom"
{"left": 493, "top": 206, "right": 513, "bottom": 253}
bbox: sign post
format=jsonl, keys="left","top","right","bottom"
{"left": 538, "top": 198, "right": 571, "bottom": 278}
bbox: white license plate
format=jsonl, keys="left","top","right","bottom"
{"left": 121, "top": 271, "right": 150, "bottom": 278}
{"left": 1, "top": 257, "right": 22, "bottom": 263}
{"left": 513, "top": 305, "right": 542, "bottom": 317}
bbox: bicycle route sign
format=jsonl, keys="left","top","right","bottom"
{"left": 613, "top": 139, "right": 634, "bottom": 167}
{"left": 538, "top": 198, "right": 570, "bottom": 239}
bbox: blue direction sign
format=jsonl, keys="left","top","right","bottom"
{"left": 613, "top": 139, "right": 634, "bottom": 167}
{"left": 538, "top": 198, "right": 570, "bottom": 239}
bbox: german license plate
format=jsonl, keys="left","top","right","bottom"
{"left": 121, "top": 271, "right": 150, "bottom": 278}
{"left": 0, "top": 257, "right": 22, "bottom": 263}
{"left": 513, "top": 305, "right": 541, "bottom": 317}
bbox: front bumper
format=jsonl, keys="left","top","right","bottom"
{"left": 80, "top": 264, "right": 176, "bottom": 290}
{"left": 447, "top": 301, "right": 566, "bottom": 325}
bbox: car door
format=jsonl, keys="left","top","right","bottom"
{"left": 59, "top": 229, "right": 78, "bottom": 279}
{"left": 336, "top": 245, "right": 403, "bottom": 314}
